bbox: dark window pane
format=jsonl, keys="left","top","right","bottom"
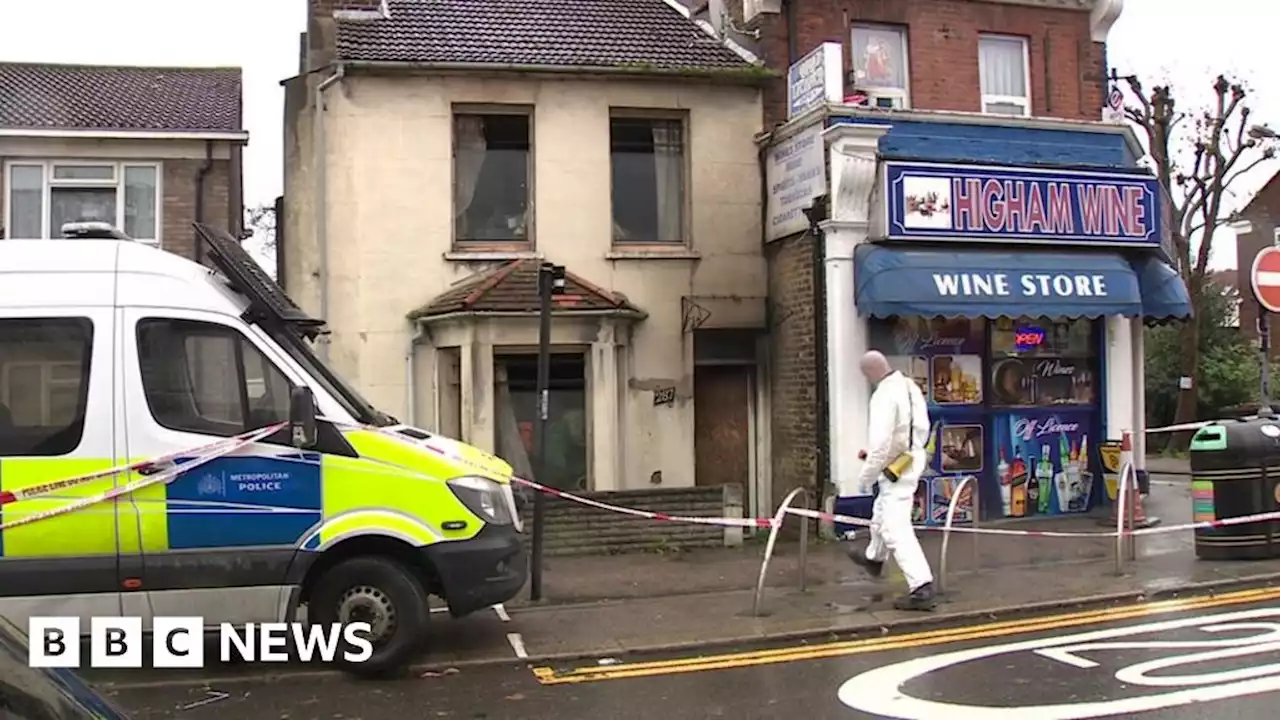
{"left": 610, "top": 117, "right": 685, "bottom": 243}
{"left": 137, "top": 319, "right": 291, "bottom": 437}
{"left": 454, "top": 113, "right": 531, "bottom": 242}
{"left": 0, "top": 318, "right": 93, "bottom": 456}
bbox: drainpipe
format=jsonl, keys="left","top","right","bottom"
{"left": 406, "top": 323, "right": 426, "bottom": 427}
{"left": 784, "top": 0, "right": 798, "bottom": 65}
{"left": 193, "top": 140, "right": 213, "bottom": 263}
{"left": 315, "top": 63, "right": 345, "bottom": 360}
{"left": 808, "top": 197, "right": 830, "bottom": 534}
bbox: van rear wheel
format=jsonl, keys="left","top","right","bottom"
{"left": 309, "top": 556, "right": 430, "bottom": 677}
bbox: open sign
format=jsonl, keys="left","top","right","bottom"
{"left": 1014, "top": 326, "right": 1045, "bottom": 351}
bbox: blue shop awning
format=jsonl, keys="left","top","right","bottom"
{"left": 854, "top": 244, "right": 1186, "bottom": 320}
{"left": 1129, "top": 254, "right": 1194, "bottom": 322}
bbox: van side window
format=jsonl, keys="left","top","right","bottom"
{"left": 0, "top": 318, "right": 93, "bottom": 457}
{"left": 136, "top": 319, "right": 291, "bottom": 437}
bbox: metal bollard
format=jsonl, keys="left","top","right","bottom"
{"left": 1127, "top": 467, "right": 1138, "bottom": 561}
{"left": 798, "top": 488, "right": 810, "bottom": 593}
{"left": 971, "top": 483, "right": 981, "bottom": 574}
{"left": 938, "top": 474, "right": 976, "bottom": 595}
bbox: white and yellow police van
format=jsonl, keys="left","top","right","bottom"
{"left": 0, "top": 222, "right": 525, "bottom": 675}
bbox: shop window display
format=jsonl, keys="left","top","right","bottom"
{"left": 868, "top": 315, "right": 1102, "bottom": 524}
{"left": 872, "top": 317, "right": 984, "bottom": 526}
{"left": 989, "top": 317, "right": 1098, "bottom": 520}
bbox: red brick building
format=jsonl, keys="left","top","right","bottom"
{"left": 1235, "top": 170, "right": 1280, "bottom": 353}
{"left": 727, "top": 0, "right": 1184, "bottom": 524}
{"left": 0, "top": 62, "right": 247, "bottom": 260}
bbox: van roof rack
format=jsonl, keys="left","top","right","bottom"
{"left": 192, "top": 222, "right": 326, "bottom": 338}
{"left": 61, "top": 221, "right": 131, "bottom": 240}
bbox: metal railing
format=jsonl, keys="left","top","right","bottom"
{"left": 937, "top": 476, "right": 979, "bottom": 595}
{"left": 1115, "top": 460, "right": 1138, "bottom": 575}
{"left": 752, "top": 486, "right": 811, "bottom": 616}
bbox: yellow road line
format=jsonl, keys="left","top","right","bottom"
{"left": 531, "top": 585, "right": 1280, "bottom": 685}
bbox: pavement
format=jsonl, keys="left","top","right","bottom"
{"left": 83, "top": 455, "right": 1280, "bottom": 691}
{"left": 103, "top": 583, "right": 1280, "bottom": 719}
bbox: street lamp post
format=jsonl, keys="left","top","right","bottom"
{"left": 530, "top": 262, "right": 565, "bottom": 602}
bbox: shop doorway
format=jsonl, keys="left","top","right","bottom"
{"left": 693, "top": 329, "right": 758, "bottom": 490}
{"left": 494, "top": 353, "right": 587, "bottom": 490}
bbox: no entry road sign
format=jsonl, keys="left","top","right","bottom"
{"left": 1252, "top": 246, "right": 1280, "bottom": 313}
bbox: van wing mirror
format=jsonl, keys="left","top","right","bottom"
{"left": 289, "top": 386, "right": 319, "bottom": 449}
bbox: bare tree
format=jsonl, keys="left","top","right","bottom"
{"left": 1123, "top": 74, "right": 1276, "bottom": 441}
{"left": 244, "top": 202, "right": 278, "bottom": 278}
{"left": 245, "top": 202, "right": 276, "bottom": 253}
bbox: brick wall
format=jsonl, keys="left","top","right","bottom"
{"left": 162, "top": 158, "right": 232, "bottom": 262}
{"left": 1237, "top": 174, "right": 1280, "bottom": 355}
{"left": 766, "top": 233, "right": 818, "bottom": 507}
{"left": 756, "top": 0, "right": 1104, "bottom": 127}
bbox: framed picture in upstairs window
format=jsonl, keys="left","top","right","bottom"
{"left": 851, "top": 24, "right": 909, "bottom": 93}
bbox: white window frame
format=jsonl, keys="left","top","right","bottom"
{"left": 3, "top": 159, "right": 163, "bottom": 244}
{"left": 1, "top": 360, "right": 82, "bottom": 426}
{"left": 850, "top": 23, "right": 911, "bottom": 109}
{"left": 978, "top": 34, "right": 1031, "bottom": 117}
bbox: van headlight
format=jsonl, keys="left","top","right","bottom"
{"left": 447, "top": 476, "right": 514, "bottom": 525}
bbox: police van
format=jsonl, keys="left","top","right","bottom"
{"left": 0, "top": 222, "right": 526, "bottom": 675}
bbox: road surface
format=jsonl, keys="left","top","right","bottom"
{"left": 102, "top": 585, "right": 1280, "bottom": 719}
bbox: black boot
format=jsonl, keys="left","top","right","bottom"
{"left": 845, "top": 545, "right": 884, "bottom": 578}
{"left": 893, "top": 582, "right": 937, "bottom": 611}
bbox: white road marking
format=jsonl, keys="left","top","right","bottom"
{"left": 493, "top": 604, "right": 511, "bottom": 622}
{"left": 507, "top": 632, "right": 529, "bottom": 659}
{"left": 838, "top": 607, "right": 1280, "bottom": 719}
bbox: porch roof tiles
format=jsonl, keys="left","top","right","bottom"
{"left": 409, "top": 258, "right": 644, "bottom": 319}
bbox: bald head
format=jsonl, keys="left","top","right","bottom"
{"left": 860, "top": 350, "right": 892, "bottom": 383}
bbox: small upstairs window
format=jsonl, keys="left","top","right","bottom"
{"left": 979, "top": 35, "right": 1030, "bottom": 117}
{"left": 850, "top": 24, "right": 910, "bottom": 108}
{"left": 452, "top": 109, "right": 533, "bottom": 246}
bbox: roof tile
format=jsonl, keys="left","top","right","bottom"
{"left": 336, "top": 0, "right": 752, "bottom": 72}
{"left": 0, "top": 62, "right": 243, "bottom": 133}
{"left": 410, "top": 259, "right": 644, "bottom": 318}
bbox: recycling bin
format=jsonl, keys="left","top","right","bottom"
{"left": 1190, "top": 412, "right": 1280, "bottom": 560}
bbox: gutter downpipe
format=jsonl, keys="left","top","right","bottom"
{"left": 784, "top": 0, "right": 798, "bottom": 65}
{"left": 315, "top": 63, "right": 345, "bottom": 361}
{"left": 811, "top": 199, "right": 830, "bottom": 539}
{"left": 194, "top": 140, "right": 214, "bottom": 264}
{"left": 406, "top": 322, "right": 426, "bottom": 427}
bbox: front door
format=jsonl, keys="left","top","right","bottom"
{"left": 693, "top": 364, "right": 753, "bottom": 488}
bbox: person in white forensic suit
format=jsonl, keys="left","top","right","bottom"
{"left": 847, "top": 350, "right": 937, "bottom": 611}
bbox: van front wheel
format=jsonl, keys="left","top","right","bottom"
{"left": 308, "top": 555, "right": 430, "bottom": 677}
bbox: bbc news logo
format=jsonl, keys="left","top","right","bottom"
{"left": 28, "top": 617, "right": 374, "bottom": 668}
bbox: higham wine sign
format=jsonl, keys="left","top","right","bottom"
{"left": 884, "top": 161, "right": 1163, "bottom": 248}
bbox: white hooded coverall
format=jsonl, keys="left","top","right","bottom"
{"left": 856, "top": 370, "right": 934, "bottom": 591}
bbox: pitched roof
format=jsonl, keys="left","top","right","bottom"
{"left": 409, "top": 259, "right": 645, "bottom": 319}
{"left": 0, "top": 62, "right": 244, "bottom": 134}
{"left": 335, "top": 0, "right": 754, "bottom": 73}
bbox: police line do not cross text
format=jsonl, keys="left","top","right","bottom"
{"left": 28, "top": 617, "right": 374, "bottom": 668}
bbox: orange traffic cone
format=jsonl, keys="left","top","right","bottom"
{"left": 1109, "top": 431, "right": 1159, "bottom": 529}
